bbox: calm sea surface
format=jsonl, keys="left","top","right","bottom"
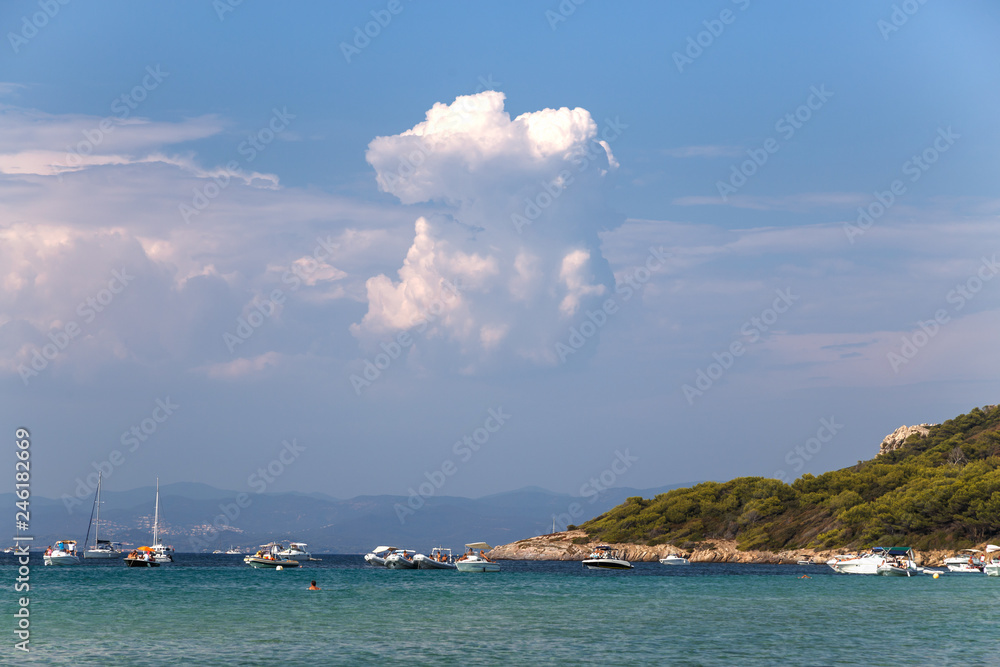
{"left": 2, "top": 554, "right": 998, "bottom": 665}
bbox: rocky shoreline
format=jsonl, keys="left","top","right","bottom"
{"left": 488, "top": 530, "right": 962, "bottom": 566}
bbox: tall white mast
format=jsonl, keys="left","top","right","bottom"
{"left": 95, "top": 471, "right": 102, "bottom": 545}
{"left": 153, "top": 477, "right": 159, "bottom": 545}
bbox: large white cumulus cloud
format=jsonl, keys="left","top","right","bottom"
{"left": 353, "top": 91, "right": 622, "bottom": 369}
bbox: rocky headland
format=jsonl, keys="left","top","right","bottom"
{"left": 488, "top": 530, "right": 967, "bottom": 566}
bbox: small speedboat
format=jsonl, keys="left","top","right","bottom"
{"left": 944, "top": 549, "right": 985, "bottom": 573}
{"left": 225, "top": 547, "right": 242, "bottom": 555}
{"left": 583, "top": 545, "right": 633, "bottom": 570}
{"left": 124, "top": 547, "right": 160, "bottom": 567}
{"left": 455, "top": 542, "right": 500, "bottom": 572}
{"left": 245, "top": 542, "right": 300, "bottom": 569}
{"left": 659, "top": 554, "right": 689, "bottom": 565}
{"left": 385, "top": 550, "right": 418, "bottom": 569}
{"left": 828, "top": 549, "right": 885, "bottom": 575}
{"left": 364, "top": 546, "right": 400, "bottom": 566}
{"left": 876, "top": 547, "right": 919, "bottom": 577}
{"left": 44, "top": 540, "right": 81, "bottom": 566}
{"left": 278, "top": 542, "right": 319, "bottom": 561}
{"left": 415, "top": 547, "right": 457, "bottom": 570}
{"left": 984, "top": 545, "right": 1000, "bottom": 577}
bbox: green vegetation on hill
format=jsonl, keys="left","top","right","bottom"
{"left": 580, "top": 405, "right": 1000, "bottom": 552}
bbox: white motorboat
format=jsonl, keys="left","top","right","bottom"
{"left": 828, "top": 549, "right": 885, "bottom": 575}
{"left": 944, "top": 549, "right": 985, "bottom": 573}
{"left": 44, "top": 540, "right": 81, "bottom": 566}
{"left": 984, "top": 544, "right": 1000, "bottom": 577}
{"left": 583, "top": 545, "right": 633, "bottom": 570}
{"left": 225, "top": 546, "right": 243, "bottom": 555}
{"left": 83, "top": 472, "right": 122, "bottom": 559}
{"left": 278, "top": 542, "right": 316, "bottom": 560}
{"left": 385, "top": 549, "right": 418, "bottom": 569}
{"left": 876, "top": 547, "right": 919, "bottom": 577}
{"left": 150, "top": 479, "right": 174, "bottom": 564}
{"left": 659, "top": 554, "right": 689, "bottom": 565}
{"left": 415, "top": 547, "right": 457, "bottom": 570}
{"left": 245, "top": 542, "right": 300, "bottom": 569}
{"left": 364, "top": 546, "right": 400, "bottom": 566}
{"left": 455, "top": 542, "right": 500, "bottom": 572}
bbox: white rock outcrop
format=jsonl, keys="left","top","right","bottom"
{"left": 879, "top": 424, "right": 934, "bottom": 455}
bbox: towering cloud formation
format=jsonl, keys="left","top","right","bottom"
{"left": 353, "top": 91, "right": 620, "bottom": 369}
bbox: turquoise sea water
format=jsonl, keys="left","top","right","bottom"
{"left": 3, "top": 555, "right": 999, "bottom": 665}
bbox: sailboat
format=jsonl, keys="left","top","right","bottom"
{"left": 150, "top": 478, "right": 175, "bottom": 564}
{"left": 83, "top": 471, "right": 122, "bottom": 559}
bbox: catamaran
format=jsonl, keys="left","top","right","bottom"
{"left": 150, "top": 478, "right": 175, "bottom": 564}
{"left": 83, "top": 471, "right": 122, "bottom": 559}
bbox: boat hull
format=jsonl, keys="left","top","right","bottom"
{"left": 659, "top": 557, "right": 689, "bottom": 565}
{"left": 385, "top": 555, "right": 417, "bottom": 569}
{"left": 456, "top": 560, "right": 500, "bottom": 572}
{"left": 124, "top": 557, "right": 160, "bottom": 568}
{"left": 84, "top": 550, "right": 120, "bottom": 559}
{"left": 414, "top": 555, "right": 456, "bottom": 570}
{"left": 829, "top": 558, "right": 882, "bottom": 575}
{"left": 877, "top": 564, "right": 917, "bottom": 577}
{"left": 43, "top": 554, "right": 80, "bottom": 566}
{"left": 583, "top": 558, "right": 633, "bottom": 570}
{"left": 245, "top": 556, "right": 300, "bottom": 569}
{"left": 985, "top": 564, "right": 1000, "bottom": 577}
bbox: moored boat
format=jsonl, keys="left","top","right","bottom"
{"left": 244, "top": 542, "right": 300, "bottom": 569}
{"left": 150, "top": 479, "right": 174, "bottom": 564}
{"left": 583, "top": 545, "right": 633, "bottom": 570}
{"left": 83, "top": 471, "right": 122, "bottom": 559}
{"left": 225, "top": 546, "right": 243, "bottom": 555}
{"left": 659, "top": 553, "right": 689, "bottom": 565}
{"left": 124, "top": 546, "right": 160, "bottom": 567}
{"left": 876, "top": 547, "right": 919, "bottom": 577}
{"left": 278, "top": 542, "right": 318, "bottom": 561}
{"left": 455, "top": 542, "right": 500, "bottom": 572}
{"left": 828, "top": 549, "right": 885, "bottom": 575}
{"left": 44, "top": 540, "right": 81, "bottom": 566}
{"left": 415, "top": 547, "right": 457, "bottom": 570}
{"left": 364, "top": 546, "right": 400, "bottom": 566}
{"left": 385, "top": 549, "right": 418, "bottom": 569}
{"left": 984, "top": 544, "right": 1000, "bottom": 577}
{"left": 944, "top": 549, "right": 985, "bottom": 573}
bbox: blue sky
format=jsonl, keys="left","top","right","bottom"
{"left": 2, "top": 0, "right": 999, "bottom": 504}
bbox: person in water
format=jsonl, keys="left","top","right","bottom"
{"left": 308, "top": 581, "right": 320, "bottom": 590}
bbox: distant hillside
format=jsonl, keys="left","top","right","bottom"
{"left": 580, "top": 404, "right": 1000, "bottom": 552}
{"left": 4, "top": 482, "right": 689, "bottom": 553}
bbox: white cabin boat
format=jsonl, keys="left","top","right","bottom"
{"left": 828, "top": 549, "right": 884, "bottom": 575}
{"left": 244, "top": 542, "right": 300, "bottom": 569}
{"left": 455, "top": 542, "right": 500, "bottom": 572}
{"left": 415, "top": 547, "right": 457, "bottom": 570}
{"left": 583, "top": 545, "right": 633, "bottom": 570}
{"left": 44, "top": 540, "right": 80, "bottom": 566}
{"left": 278, "top": 542, "right": 315, "bottom": 560}
{"left": 659, "top": 554, "right": 689, "bottom": 565}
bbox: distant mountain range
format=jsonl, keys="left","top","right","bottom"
{"left": 5, "top": 482, "right": 691, "bottom": 553}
